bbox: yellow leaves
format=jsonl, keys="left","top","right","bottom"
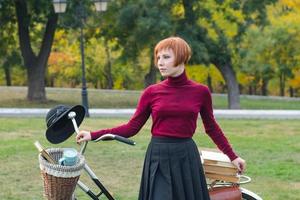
{"left": 53, "top": 30, "right": 69, "bottom": 48}
{"left": 198, "top": 18, "right": 218, "bottom": 41}
{"left": 199, "top": 0, "right": 245, "bottom": 40}
{"left": 94, "top": 27, "right": 101, "bottom": 35}
{"left": 114, "top": 77, "right": 125, "bottom": 90}
{"left": 48, "top": 51, "right": 79, "bottom": 87}
{"left": 48, "top": 52, "right": 75, "bottom": 66}
{"left": 171, "top": 3, "right": 184, "bottom": 19}
{"left": 288, "top": 67, "right": 300, "bottom": 88}
{"left": 268, "top": 0, "right": 300, "bottom": 27}
{"left": 280, "top": 0, "right": 300, "bottom": 11}
{"left": 211, "top": 12, "right": 238, "bottom": 38}
{"left": 237, "top": 72, "right": 255, "bottom": 85}
{"left": 54, "top": 30, "right": 65, "bottom": 41}
{"left": 289, "top": 77, "right": 300, "bottom": 88}
{"left": 185, "top": 64, "right": 224, "bottom": 85}
{"left": 186, "top": 64, "right": 208, "bottom": 84}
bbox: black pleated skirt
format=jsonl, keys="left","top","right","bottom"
{"left": 138, "top": 136, "right": 210, "bottom": 200}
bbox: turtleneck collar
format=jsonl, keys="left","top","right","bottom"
{"left": 165, "top": 70, "right": 189, "bottom": 86}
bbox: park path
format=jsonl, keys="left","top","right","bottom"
{"left": 1, "top": 108, "right": 300, "bottom": 119}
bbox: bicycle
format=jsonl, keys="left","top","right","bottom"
{"left": 50, "top": 110, "right": 263, "bottom": 200}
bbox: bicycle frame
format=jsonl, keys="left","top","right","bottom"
{"left": 68, "top": 112, "right": 135, "bottom": 200}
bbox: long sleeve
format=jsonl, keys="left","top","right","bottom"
{"left": 200, "top": 86, "right": 238, "bottom": 161}
{"left": 90, "top": 87, "right": 152, "bottom": 140}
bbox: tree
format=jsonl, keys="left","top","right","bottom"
{"left": 103, "top": 0, "right": 277, "bottom": 108}
{"left": 0, "top": 0, "right": 22, "bottom": 86}
{"left": 193, "top": 0, "right": 277, "bottom": 108}
{"left": 239, "top": 1, "right": 300, "bottom": 96}
{"left": 267, "top": 2, "right": 300, "bottom": 96}
{"left": 85, "top": 37, "right": 114, "bottom": 89}
{"left": 99, "top": 0, "right": 174, "bottom": 87}
{"left": 14, "top": 0, "right": 58, "bottom": 101}
{"left": 271, "top": 27, "right": 299, "bottom": 96}
{"left": 238, "top": 27, "right": 275, "bottom": 95}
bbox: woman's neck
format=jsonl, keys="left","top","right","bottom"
{"left": 166, "top": 70, "right": 188, "bottom": 86}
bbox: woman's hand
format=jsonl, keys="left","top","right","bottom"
{"left": 76, "top": 130, "right": 92, "bottom": 144}
{"left": 232, "top": 157, "right": 246, "bottom": 174}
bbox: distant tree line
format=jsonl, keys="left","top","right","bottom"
{"left": 1, "top": 0, "right": 300, "bottom": 108}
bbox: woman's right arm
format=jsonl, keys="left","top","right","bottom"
{"left": 77, "top": 87, "right": 152, "bottom": 143}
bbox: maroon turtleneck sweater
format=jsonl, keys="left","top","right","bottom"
{"left": 91, "top": 71, "right": 238, "bottom": 161}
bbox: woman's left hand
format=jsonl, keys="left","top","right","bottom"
{"left": 232, "top": 157, "right": 246, "bottom": 174}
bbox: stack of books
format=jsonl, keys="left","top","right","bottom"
{"left": 200, "top": 149, "right": 240, "bottom": 183}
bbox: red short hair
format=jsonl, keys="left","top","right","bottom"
{"left": 154, "top": 36, "right": 191, "bottom": 67}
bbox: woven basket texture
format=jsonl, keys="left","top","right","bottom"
{"left": 39, "top": 148, "right": 85, "bottom": 200}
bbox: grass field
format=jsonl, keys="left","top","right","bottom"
{"left": 1, "top": 86, "right": 300, "bottom": 109}
{"left": 0, "top": 117, "right": 299, "bottom": 200}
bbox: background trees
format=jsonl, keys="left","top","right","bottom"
{"left": 1, "top": 0, "right": 300, "bottom": 107}
{"left": 0, "top": 0, "right": 23, "bottom": 86}
{"left": 238, "top": 0, "right": 300, "bottom": 96}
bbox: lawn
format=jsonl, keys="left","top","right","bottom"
{"left": 0, "top": 117, "right": 299, "bottom": 200}
{"left": 1, "top": 86, "right": 300, "bottom": 109}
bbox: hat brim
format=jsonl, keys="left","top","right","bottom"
{"left": 46, "top": 105, "right": 86, "bottom": 144}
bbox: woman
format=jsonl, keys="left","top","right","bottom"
{"left": 76, "top": 36, "right": 246, "bottom": 200}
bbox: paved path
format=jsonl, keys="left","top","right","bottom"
{"left": 1, "top": 108, "right": 300, "bottom": 119}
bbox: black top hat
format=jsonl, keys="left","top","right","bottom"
{"left": 45, "top": 105, "right": 86, "bottom": 144}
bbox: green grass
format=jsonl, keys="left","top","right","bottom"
{"left": 0, "top": 117, "right": 299, "bottom": 200}
{"left": 1, "top": 86, "right": 300, "bottom": 109}
{"left": 0, "top": 87, "right": 141, "bottom": 108}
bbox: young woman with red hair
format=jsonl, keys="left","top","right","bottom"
{"left": 76, "top": 36, "right": 246, "bottom": 200}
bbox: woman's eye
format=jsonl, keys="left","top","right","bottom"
{"left": 163, "top": 55, "right": 170, "bottom": 59}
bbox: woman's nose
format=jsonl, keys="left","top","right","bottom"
{"left": 158, "top": 59, "right": 163, "bottom": 66}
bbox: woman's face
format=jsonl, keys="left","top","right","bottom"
{"left": 157, "top": 48, "right": 184, "bottom": 77}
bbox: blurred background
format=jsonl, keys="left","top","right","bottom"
{"left": 1, "top": 0, "right": 300, "bottom": 110}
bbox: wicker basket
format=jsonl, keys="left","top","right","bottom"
{"left": 39, "top": 148, "right": 85, "bottom": 200}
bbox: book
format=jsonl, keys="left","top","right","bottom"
{"left": 200, "top": 149, "right": 237, "bottom": 169}
{"left": 205, "top": 172, "right": 240, "bottom": 183}
{"left": 203, "top": 164, "right": 238, "bottom": 176}
{"left": 34, "top": 141, "right": 57, "bottom": 164}
{"left": 199, "top": 148, "right": 240, "bottom": 182}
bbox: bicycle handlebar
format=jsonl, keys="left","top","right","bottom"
{"left": 94, "top": 134, "right": 136, "bottom": 146}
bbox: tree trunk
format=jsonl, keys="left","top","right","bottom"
{"left": 214, "top": 63, "right": 240, "bottom": 109}
{"left": 49, "top": 77, "right": 54, "bottom": 87}
{"left": 103, "top": 40, "right": 113, "bottom": 89}
{"left": 4, "top": 66, "right": 12, "bottom": 86}
{"left": 261, "top": 78, "right": 268, "bottom": 96}
{"left": 289, "top": 87, "right": 294, "bottom": 97}
{"left": 144, "top": 45, "right": 156, "bottom": 88}
{"left": 207, "top": 74, "right": 213, "bottom": 93}
{"left": 182, "top": 0, "right": 196, "bottom": 24}
{"left": 279, "top": 72, "right": 285, "bottom": 96}
{"left": 15, "top": 0, "right": 57, "bottom": 101}
{"left": 248, "top": 85, "right": 253, "bottom": 95}
{"left": 253, "top": 84, "right": 257, "bottom": 95}
{"left": 27, "top": 60, "right": 47, "bottom": 101}
{"left": 144, "top": 64, "right": 156, "bottom": 88}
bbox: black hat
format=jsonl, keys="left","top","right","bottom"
{"left": 45, "top": 105, "right": 85, "bottom": 144}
